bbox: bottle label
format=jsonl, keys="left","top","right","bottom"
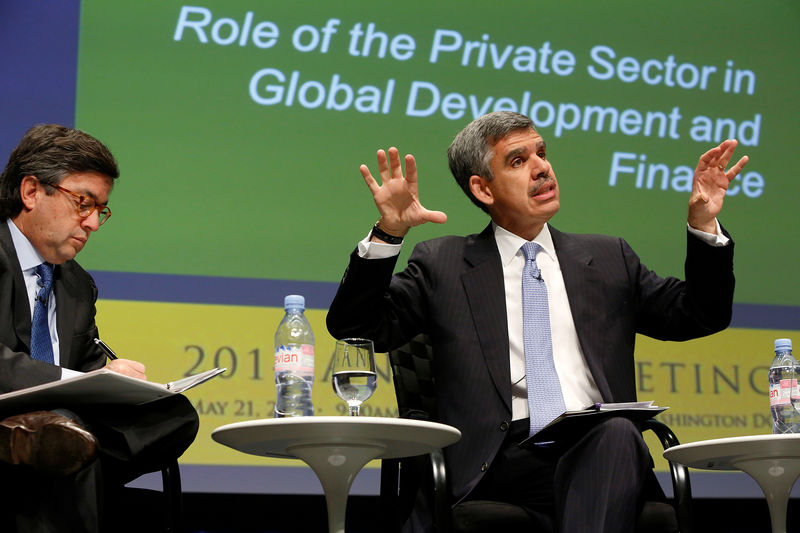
{"left": 770, "top": 378, "right": 797, "bottom": 407}
{"left": 274, "top": 344, "right": 315, "bottom": 374}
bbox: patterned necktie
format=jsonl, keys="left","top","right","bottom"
{"left": 521, "top": 242, "right": 565, "bottom": 436}
{"left": 30, "top": 262, "right": 55, "bottom": 364}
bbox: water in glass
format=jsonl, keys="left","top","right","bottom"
{"left": 332, "top": 338, "right": 376, "bottom": 416}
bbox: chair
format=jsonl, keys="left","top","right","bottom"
{"left": 380, "top": 335, "right": 694, "bottom": 533}
{"left": 161, "top": 461, "right": 184, "bottom": 533}
{"left": 114, "top": 461, "right": 184, "bottom": 533}
{"left": 0, "top": 459, "right": 182, "bottom": 533}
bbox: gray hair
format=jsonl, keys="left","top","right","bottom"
{"left": 447, "top": 111, "right": 535, "bottom": 213}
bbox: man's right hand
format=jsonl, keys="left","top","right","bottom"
{"left": 106, "top": 359, "right": 147, "bottom": 381}
{"left": 360, "top": 147, "right": 447, "bottom": 239}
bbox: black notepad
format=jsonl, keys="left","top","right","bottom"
{"left": 521, "top": 401, "right": 668, "bottom": 446}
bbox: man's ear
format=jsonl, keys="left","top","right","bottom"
{"left": 18, "top": 176, "right": 40, "bottom": 210}
{"left": 469, "top": 175, "right": 494, "bottom": 206}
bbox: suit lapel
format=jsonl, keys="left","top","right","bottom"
{"left": 2, "top": 220, "right": 79, "bottom": 368}
{"left": 462, "top": 224, "right": 512, "bottom": 412}
{"left": 549, "top": 226, "right": 613, "bottom": 401}
{"left": 53, "top": 265, "right": 77, "bottom": 368}
{"left": 0, "top": 221, "right": 34, "bottom": 350}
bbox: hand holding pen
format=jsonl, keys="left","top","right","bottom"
{"left": 94, "top": 338, "right": 147, "bottom": 380}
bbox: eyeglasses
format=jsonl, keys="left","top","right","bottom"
{"left": 51, "top": 184, "right": 112, "bottom": 226}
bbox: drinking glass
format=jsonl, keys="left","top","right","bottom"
{"left": 331, "top": 338, "right": 377, "bottom": 416}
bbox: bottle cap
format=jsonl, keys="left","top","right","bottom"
{"left": 284, "top": 294, "right": 305, "bottom": 310}
{"left": 775, "top": 338, "right": 793, "bottom": 352}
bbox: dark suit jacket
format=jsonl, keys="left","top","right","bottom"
{"left": 0, "top": 219, "right": 106, "bottom": 393}
{"left": 327, "top": 223, "right": 735, "bottom": 502}
{"left": 0, "top": 219, "right": 199, "bottom": 532}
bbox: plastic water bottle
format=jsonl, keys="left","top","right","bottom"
{"left": 769, "top": 338, "right": 800, "bottom": 434}
{"left": 274, "top": 295, "right": 314, "bottom": 417}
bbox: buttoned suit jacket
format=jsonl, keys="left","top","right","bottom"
{"left": 327, "top": 223, "right": 735, "bottom": 502}
{"left": 0, "top": 219, "right": 106, "bottom": 394}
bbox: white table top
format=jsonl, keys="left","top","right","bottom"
{"left": 664, "top": 434, "right": 800, "bottom": 470}
{"left": 212, "top": 416, "right": 461, "bottom": 460}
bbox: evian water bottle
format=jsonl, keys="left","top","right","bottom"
{"left": 274, "top": 295, "right": 314, "bottom": 417}
{"left": 769, "top": 338, "right": 800, "bottom": 434}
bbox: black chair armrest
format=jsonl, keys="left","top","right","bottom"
{"left": 380, "top": 448, "right": 452, "bottom": 533}
{"left": 429, "top": 448, "right": 451, "bottom": 533}
{"left": 641, "top": 419, "right": 693, "bottom": 533}
{"left": 161, "top": 460, "right": 182, "bottom": 533}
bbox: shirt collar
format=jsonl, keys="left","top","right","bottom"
{"left": 6, "top": 218, "right": 46, "bottom": 272}
{"left": 493, "top": 222, "right": 556, "bottom": 267}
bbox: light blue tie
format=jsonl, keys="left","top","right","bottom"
{"left": 30, "top": 262, "right": 55, "bottom": 364}
{"left": 521, "top": 242, "right": 565, "bottom": 436}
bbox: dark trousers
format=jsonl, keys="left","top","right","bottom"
{"left": 0, "top": 394, "right": 199, "bottom": 533}
{"left": 466, "top": 416, "right": 651, "bottom": 533}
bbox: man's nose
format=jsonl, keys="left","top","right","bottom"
{"left": 530, "top": 158, "right": 550, "bottom": 178}
{"left": 80, "top": 211, "right": 101, "bottom": 232}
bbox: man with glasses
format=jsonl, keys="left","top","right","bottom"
{"left": 0, "top": 124, "right": 199, "bottom": 532}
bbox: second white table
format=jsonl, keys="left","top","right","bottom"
{"left": 664, "top": 433, "right": 800, "bottom": 533}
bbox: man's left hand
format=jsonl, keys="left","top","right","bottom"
{"left": 688, "top": 139, "right": 749, "bottom": 233}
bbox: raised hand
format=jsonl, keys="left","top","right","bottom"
{"left": 688, "top": 139, "right": 749, "bottom": 233}
{"left": 360, "top": 147, "right": 447, "bottom": 238}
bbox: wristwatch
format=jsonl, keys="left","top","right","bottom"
{"left": 370, "top": 222, "right": 404, "bottom": 244}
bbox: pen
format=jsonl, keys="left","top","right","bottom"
{"left": 93, "top": 337, "right": 118, "bottom": 360}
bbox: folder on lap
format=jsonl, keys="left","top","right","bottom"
{"left": 0, "top": 367, "right": 225, "bottom": 413}
{"left": 521, "top": 401, "right": 668, "bottom": 445}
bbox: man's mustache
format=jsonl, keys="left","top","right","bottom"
{"left": 529, "top": 175, "right": 555, "bottom": 196}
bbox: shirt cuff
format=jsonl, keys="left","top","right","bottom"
{"left": 59, "top": 367, "right": 84, "bottom": 380}
{"left": 687, "top": 219, "right": 729, "bottom": 247}
{"left": 357, "top": 231, "right": 402, "bottom": 259}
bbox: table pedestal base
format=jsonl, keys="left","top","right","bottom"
{"left": 733, "top": 458, "right": 800, "bottom": 533}
{"left": 289, "top": 443, "right": 386, "bottom": 533}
